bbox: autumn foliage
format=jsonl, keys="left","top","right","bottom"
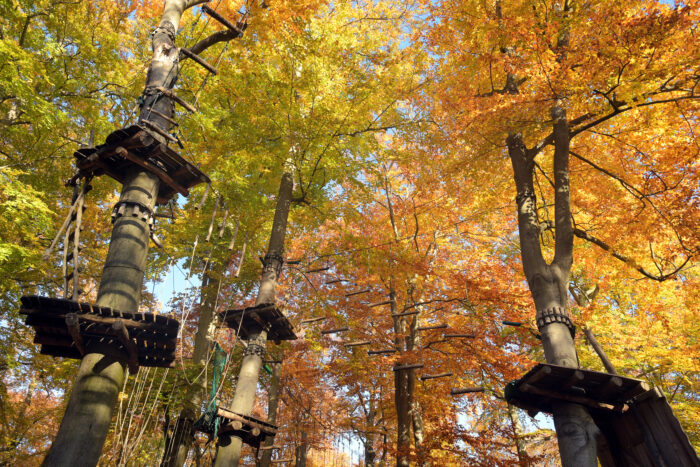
{"left": 0, "top": 0, "right": 698, "bottom": 465}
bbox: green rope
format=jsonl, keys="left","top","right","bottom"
{"left": 194, "top": 342, "right": 227, "bottom": 438}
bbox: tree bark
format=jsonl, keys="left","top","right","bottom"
{"left": 295, "top": 430, "right": 308, "bottom": 467}
{"left": 214, "top": 167, "right": 294, "bottom": 467}
{"left": 258, "top": 362, "right": 282, "bottom": 467}
{"left": 507, "top": 109, "right": 599, "bottom": 467}
{"left": 391, "top": 283, "right": 412, "bottom": 467}
{"left": 42, "top": 171, "right": 160, "bottom": 467}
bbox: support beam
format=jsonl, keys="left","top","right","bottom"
{"left": 320, "top": 327, "right": 349, "bottom": 335}
{"left": 180, "top": 47, "right": 218, "bottom": 74}
{"left": 451, "top": 387, "right": 484, "bottom": 396}
{"left": 202, "top": 5, "right": 245, "bottom": 36}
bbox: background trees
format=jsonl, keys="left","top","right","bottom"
{"left": 0, "top": 0, "right": 697, "bottom": 465}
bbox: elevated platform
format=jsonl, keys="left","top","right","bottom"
{"left": 219, "top": 303, "right": 296, "bottom": 343}
{"left": 198, "top": 407, "right": 277, "bottom": 448}
{"left": 20, "top": 295, "right": 179, "bottom": 371}
{"left": 506, "top": 363, "right": 699, "bottom": 467}
{"left": 72, "top": 124, "right": 209, "bottom": 205}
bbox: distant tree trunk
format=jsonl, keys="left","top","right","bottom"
{"left": 258, "top": 361, "right": 282, "bottom": 467}
{"left": 506, "top": 105, "right": 599, "bottom": 466}
{"left": 391, "top": 283, "right": 412, "bottom": 467}
{"left": 295, "top": 430, "right": 309, "bottom": 467}
{"left": 507, "top": 403, "right": 527, "bottom": 466}
{"left": 214, "top": 165, "right": 294, "bottom": 467}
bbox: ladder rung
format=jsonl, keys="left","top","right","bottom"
{"left": 155, "top": 86, "right": 197, "bottom": 113}
{"left": 141, "top": 119, "right": 178, "bottom": 143}
{"left": 143, "top": 107, "right": 178, "bottom": 126}
{"left": 180, "top": 47, "right": 218, "bottom": 75}
{"left": 202, "top": 5, "right": 244, "bottom": 36}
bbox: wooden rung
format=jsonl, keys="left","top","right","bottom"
{"left": 392, "top": 310, "right": 419, "bottom": 317}
{"left": 270, "top": 460, "right": 294, "bottom": 464}
{"left": 324, "top": 279, "right": 345, "bottom": 284}
{"left": 368, "top": 349, "right": 397, "bottom": 355}
{"left": 393, "top": 363, "right": 424, "bottom": 372}
{"left": 420, "top": 372, "right": 452, "bottom": 381}
{"left": 305, "top": 266, "right": 330, "bottom": 273}
{"left": 155, "top": 86, "right": 197, "bottom": 113}
{"left": 369, "top": 300, "right": 394, "bottom": 308}
{"left": 502, "top": 320, "right": 523, "bottom": 327}
{"left": 65, "top": 313, "right": 85, "bottom": 355}
{"left": 321, "top": 327, "right": 349, "bottom": 335}
{"left": 143, "top": 107, "right": 178, "bottom": 126}
{"left": 259, "top": 446, "right": 282, "bottom": 451}
{"left": 300, "top": 317, "right": 327, "bottom": 324}
{"left": 344, "top": 341, "right": 371, "bottom": 347}
{"left": 417, "top": 324, "right": 448, "bottom": 331}
{"left": 113, "top": 319, "right": 139, "bottom": 373}
{"left": 451, "top": 387, "right": 484, "bottom": 395}
{"left": 443, "top": 334, "right": 476, "bottom": 339}
{"left": 345, "top": 288, "right": 371, "bottom": 297}
{"left": 202, "top": 5, "right": 244, "bottom": 35}
{"left": 180, "top": 47, "right": 218, "bottom": 74}
{"left": 141, "top": 119, "right": 178, "bottom": 143}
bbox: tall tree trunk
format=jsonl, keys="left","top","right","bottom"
{"left": 43, "top": 170, "right": 160, "bottom": 466}
{"left": 391, "top": 283, "right": 412, "bottom": 467}
{"left": 214, "top": 166, "right": 294, "bottom": 467}
{"left": 506, "top": 105, "right": 599, "bottom": 467}
{"left": 295, "top": 430, "right": 308, "bottom": 467}
{"left": 162, "top": 268, "right": 222, "bottom": 467}
{"left": 258, "top": 361, "right": 282, "bottom": 467}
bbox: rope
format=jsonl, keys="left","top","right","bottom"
{"left": 193, "top": 342, "right": 227, "bottom": 438}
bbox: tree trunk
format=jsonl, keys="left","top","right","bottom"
{"left": 162, "top": 271, "right": 220, "bottom": 467}
{"left": 214, "top": 167, "right": 294, "bottom": 467}
{"left": 295, "top": 430, "right": 308, "bottom": 467}
{"left": 507, "top": 403, "right": 527, "bottom": 466}
{"left": 258, "top": 362, "right": 282, "bottom": 467}
{"left": 507, "top": 108, "right": 599, "bottom": 467}
{"left": 391, "top": 284, "right": 412, "bottom": 467}
{"left": 43, "top": 171, "right": 160, "bottom": 467}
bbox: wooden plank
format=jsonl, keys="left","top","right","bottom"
{"left": 320, "top": 327, "right": 349, "bottom": 335}
{"left": 344, "top": 341, "right": 371, "bottom": 347}
{"left": 141, "top": 119, "right": 178, "bottom": 143}
{"left": 201, "top": 5, "right": 244, "bottom": 35}
{"left": 521, "top": 383, "right": 621, "bottom": 412}
{"left": 345, "top": 288, "right": 371, "bottom": 297}
{"left": 369, "top": 300, "right": 394, "bottom": 308}
{"left": 368, "top": 349, "right": 397, "bottom": 355}
{"left": 179, "top": 47, "right": 218, "bottom": 74}
{"left": 155, "top": 86, "right": 197, "bottom": 113}
{"left": 304, "top": 266, "right": 329, "bottom": 273}
{"left": 420, "top": 372, "right": 452, "bottom": 381}
{"left": 143, "top": 107, "right": 178, "bottom": 126}
{"left": 451, "top": 387, "right": 484, "bottom": 395}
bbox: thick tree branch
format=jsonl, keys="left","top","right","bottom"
{"left": 572, "top": 228, "right": 691, "bottom": 281}
{"left": 552, "top": 105, "right": 573, "bottom": 269}
{"left": 507, "top": 133, "right": 547, "bottom": 277}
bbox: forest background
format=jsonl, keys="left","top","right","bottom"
{"left": 0, "top": 0, "right": 698, "bottom": 465}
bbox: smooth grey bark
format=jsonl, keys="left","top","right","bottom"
{"left": 258, "top": 362, "right": 282, "bottom": 467}
{"left": 42, "top": 171, "right": 160, "bottom": 467}
{"left": 214, "top": 168, "right": 294, "bottom": 467}
{"left": 506, "top": 106, "right": 599, "bottom": 467}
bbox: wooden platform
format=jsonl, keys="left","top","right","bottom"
{"left": 506, "top": 363, "right": 699, "bottom": 466}
{"left": 201, "top": 407, "right": 277, "bottom": 448}
{"left": 219, "top": 304, "right": 296, "bottom": 343}
{"left": 20, "top": 295, "right": 179, "bottom": 370}
{"left": 72, "top": 124, "right": 209, "bottom": 205}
